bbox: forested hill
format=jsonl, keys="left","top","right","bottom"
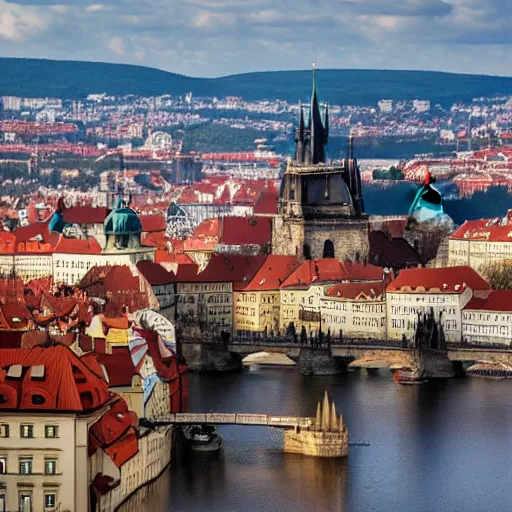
{"left": 2, "top": 57, "right": 512, "bottom": 106}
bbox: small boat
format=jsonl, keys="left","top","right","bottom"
{"left": 182, "top": 425, "right": 223, "bottom": 452}
{"left": 393, "top": 368, "right": 427, "bottom": 385}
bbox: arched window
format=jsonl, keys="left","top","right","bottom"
{"left": 323, "top": 240, "right": 335, "bottom": 259}
{"left": 303, "top": 244, "right": 312, "bottom": 260}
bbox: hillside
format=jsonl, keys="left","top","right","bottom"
{"left": 2, "top": 58, "right": 512, "bottom": 106}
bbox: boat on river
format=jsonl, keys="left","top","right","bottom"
{"left": 182, "top": 425, "right": 223, "bottom": 452}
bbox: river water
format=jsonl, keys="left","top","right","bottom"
{"left": 122, "top": 367, "right": 512, "bottom": 512}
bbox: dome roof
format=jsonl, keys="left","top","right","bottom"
{"left": 104, "top": 200, "right": 142, "bottom": 235}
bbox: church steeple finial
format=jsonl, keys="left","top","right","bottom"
{"left": 309, "top": 63, "right": 327, "bottom": 165}
{"left": 295, "top": 101, "right": 306, "bottom": 164}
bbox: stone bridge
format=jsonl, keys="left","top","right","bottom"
{"left": 179, "top": 337, "right": 512, "bottom": 376}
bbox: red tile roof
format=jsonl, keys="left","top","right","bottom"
{"left": 0, "top": 344, "right": 110, "bottom": 412}
{"left": 326, "top": 281, "right": 384, "bottom": 299}
{"left": 0, "top": 302, "right": 32, "bottom": 330}
{"left": 280, "top": 260, "right": 384, "bottom": 288}
{"left": 220, "top": 217, "right": 272, "bottom": 246}
{"left": 387, "top": 266, "right": 490, "bottom": 293}
{"left": 54, "top": 236, "right": 102, "bottom": 254}
{"left": 15, "top": 221, "right": 58, "bottom": 245}
{"left": 450, "top": 219, "right": 512, "bottom": 242}
{"left": 254, "top": 188, "right": 279, "bottom": 215}
{"left": 136, "top": 261, "right": 174, "bottom": 285}
{"left": 235, "top": 255, "right": 299, "bottom": 291}
{"left": 63, "top": 206, "right": 108, "bottom": 225}
{"left": 188, "top": 254, "right": 266, "bottom": 284}
{"left": 140, "top": 214, "right": 166, "bottom": 233}
{"left": 97, "top": 348, "right": 138, "bottom": 387}
{"left": 464, "top": 290, "right": 512, "bottom": 312}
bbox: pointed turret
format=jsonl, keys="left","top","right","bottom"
{"left": 309, "top": 63, "right": 327, "bottom": 165}
{"left": 295, "top": 102, "right": 305, "bottom": 164}
{"left": 347, "top": 133, "right": 365, "bottom": 216}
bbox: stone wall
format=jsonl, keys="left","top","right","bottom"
{"left": 180, "top": 341, "right": 241, "bottom": 372}
{"left": 283, "top": 429, "right": 349, "bottom": 458}
{"left": 303, "top": 218, "right": 369, "bottom": 262}
{"left": 272, "top": 216, "right": 304, "bottom": 257}
{"left": 298, "top": 346, "right": 344, "bottom": 375}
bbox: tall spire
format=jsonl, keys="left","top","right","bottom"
{"left": 309, "top": 63, "right": 327, "bottom": 165}
{"left": 295, "top": 101, "right": 305, "bottom": 164}
{"left": 324, "top": 103, "right": 329, "bottom": 145}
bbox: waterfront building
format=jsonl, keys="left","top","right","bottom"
{"left": 176, "top": 254, "right": 266, "bottom": 336}
{"left": 320, "top": 282, "right": 386, "bottom": 340}
{"left": 448, "top": 217, "right": 512, "bottom": 271}
{"left": 462, "top": 290, "right": 512, "bottom": 346}
{"left": 278, "top": 259, "right": 383, "bottom": 335}
{"left": 233, "top": 255, "right": 299, "bottom": 334}
{"left": 386, "top": 266, "right": 490, "bottom": 343}
{"left": 273, "top": 66, "right": 369, "bottom": 262}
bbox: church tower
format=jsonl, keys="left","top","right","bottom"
{"left": 272, "top": 65, "right": 369, "bottom": 261}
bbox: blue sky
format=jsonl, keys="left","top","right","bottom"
{"left": 2, "top": 0, "right": 512, "bottom": 77}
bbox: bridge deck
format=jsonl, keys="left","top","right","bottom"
{"left": 148, "top": 413, "right": 313, "bottom": 428}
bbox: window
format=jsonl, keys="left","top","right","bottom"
{"left": 19, "top": 458, "right": 32, "bottom": 475}
{"left": 31, "top": 395, "right": 46, "bottom": 406}
{"left": 44, "top": 459, "right": 57, "bottom": 475}
{"left": 20, "top": 425, "right": 33, "bottom": 438}
{"left": 0, "top": 457, "right": 6, "bottom": 474}
{"left": 0, "top": 494, "right": 5, "bottom": 512}
{"left": 19, "top": 493, "right": 31, "bottom": 512}
{"left": 0, "top": 425, "right": 8, "bottom": 438}
{"left": 44, "top": 493, "right": 56, "bottom": 510}
{"left": 45, "top": 426, "right": 58, "bottom": 438}
{"left": 0, "top": 395, "right": 7, "bottom": 405}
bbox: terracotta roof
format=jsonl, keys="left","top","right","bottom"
{"left": 54, "top": 236, "right": 102, "bottom": 254}
{"left": 192, "top": 254, "right": 266, "bottom": 284}
{"left": 97, "top": 349, "right": 138, "bottom": 387}
{"left": 15, "top": 221, "right": 59, "bottom": 245}
{"left": 140, "top": 214, "right": 166, "bottom": 233}
{"left": 450, "top": 219, "right": 512, "bottom": 242}
{"left": 280, "top": 260, "right": 384, "bottom": 288}
{"left": 326, "top": 281, "right": 384, "bottom": 299}
{"left": 0, "top": 344, "right": 110, "bottom": 412}
{"left": 220, "top": 217, "right": 272, "bottom": 246}
{"left": 464, "top": 290, "right": 512, "bottom": 312}
{"left": 254, "top": 189, "right": 278, "bottom": 215}
{"left": 235, "top": 255, "right": 299, "bottom": 291}
{"left": 63, "top": 206, "right": 108, "bottom": 224}
{"left": 136, "top": 261, "right": 174, "bottom": 285}
{"left": 0, "top": 302, "right": 32, "bottom": 330}
{"left": 387, "top": 266, "right": 490, "bottom": 293}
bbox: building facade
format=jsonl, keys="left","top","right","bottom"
{"left": 272, "top": 66, "right": 369, "bottom": 262}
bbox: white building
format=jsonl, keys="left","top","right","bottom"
{"left": 378, "top": 100, "right": 393, "bottom": 113}
{"left": 386, "top": 266, "right": 490, "bottom": 343}
{"left": 462, "top": 291, "right": 512, "bottom": 346}
{"left": 448, "top": 218, "right": 512, "bottom": 271}
{"left": 320, "top": 282, "right": 386, "bottom": 340}
{"left": 413, "top": 100, "right": 431, "bottom": 113}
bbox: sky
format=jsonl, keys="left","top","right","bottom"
{"left": 2, "top": 0, "right": 512, "bottom": 77}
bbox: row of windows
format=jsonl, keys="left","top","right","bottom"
{"left": 54, "top": 259, "right": 92, "bottom": 269}
{"left": 0, "top": 491, "right": 57, "bottom": 511}
{"left": 0, "top": 456, "right": 58, "bottom": 475}
{"left": 0, "top": 424, "right": 58, "bottom": 439}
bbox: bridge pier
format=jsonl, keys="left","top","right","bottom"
{"left": 180, "top": 339, "right": 242, "bottom": 372}
{"left": 298, "top": 346, "right": 345, "bottom": 375}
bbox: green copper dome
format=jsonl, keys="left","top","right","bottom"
{"left": 104, "top": 200, "right": 142, "bottom": 235}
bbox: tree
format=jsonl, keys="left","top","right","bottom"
{"left": 481, "top": 261, "right": 512, "bottom": 290}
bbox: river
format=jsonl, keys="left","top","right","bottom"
{"left": 121, "top": 367, "right": 512, "bottom": 512}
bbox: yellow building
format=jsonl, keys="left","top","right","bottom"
{"left": 233, "top": 255, "right": 298, "bottom": 334}
{"left": 279, "top": 259, "right": 384, "bottom": 336}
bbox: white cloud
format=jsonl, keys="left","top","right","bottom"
{"left": 86, "top": 4, "right": 106, "bottom": 11}
{"left": 107, "top": 35, "right": 124, "bottom": 55}
{"left": 0, "top": 0, "right": 47, "bottom": 41}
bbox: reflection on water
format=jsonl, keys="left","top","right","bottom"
{"left": 117, "top": 467, "right": 171, "bottom": 512}
{"left": 124, "top": 368, "right": 512, "bottom": 512}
